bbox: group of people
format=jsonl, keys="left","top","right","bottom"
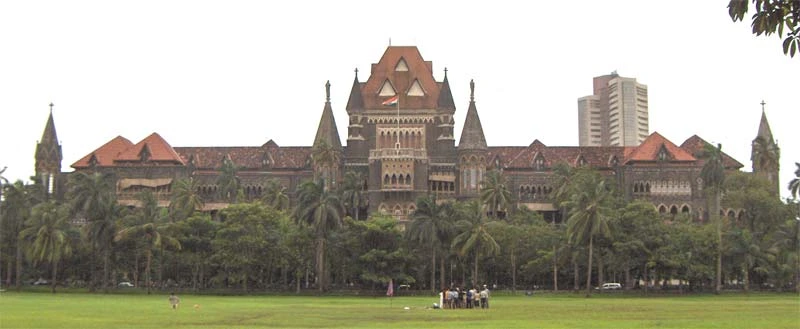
{"left": 436, "top": 284, "right": 490, "bottom": 309}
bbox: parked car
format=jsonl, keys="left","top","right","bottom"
{"left": 32, "top": 278, "right": 49, "bottom": 286}
{"left": 118, "top": 282, "right": 134, "bottom": 288}
{"left": 600, "top": 283, "right": 622, "bottom": 290}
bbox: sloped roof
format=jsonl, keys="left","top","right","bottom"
{"left": 680, "top": 135, "right": 744, "bottom": 169}
{"left": 437, "top": 74, "right": 456, "bottom": 110}
{"left": 489, "top": 144, "right": 626, "bottom": 169}
{"left": 313, "top": 98, "right": 342, "bottom": 149}
{"left": 173, "top": 146, "right": 312, "bottom": 170}
{"left": 116, "top": 133, "right": 185, "bottom": 164}
{"left": 624, "top": 132, "right": 695, "bottom": 164}
{"left": 71, "top": 136, "right": 134, "bottom": 168}
{"left": 361, "top": 46, "right": 440, "bottom": 109}
{"left": 458, "top": 98, "right": 487, "bottom": 150}
{"left": 756, "top": 110, "right": 775, "bottom": 144}
{"left": 345, "top": 75, "right": 364, "bottom": 112}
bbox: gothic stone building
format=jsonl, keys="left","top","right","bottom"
{"left": 36, "top": 46, "right": 780, "bottom": 221}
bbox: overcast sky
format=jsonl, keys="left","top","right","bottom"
{"left": 1, "top": 1, "right": 797, "bottom": 199}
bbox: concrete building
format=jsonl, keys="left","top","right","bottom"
{"left": 578, "top": 73, "right": 649, "bottom": 147}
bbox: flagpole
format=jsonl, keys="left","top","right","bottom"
{"left": 396, "top": 95, "right": 400, "bottom": 149}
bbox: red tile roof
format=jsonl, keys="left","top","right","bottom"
{"left": 71, "top": 136, "right": 134, "bottom": 169}
{"left": 624, "top": 132, "right": 696, "bottom": 164}
{"left": 361, "top": 46, "right": 440, "bottom": 110}
{"left": 680, "top": 135, "right": 744, "bottom": 169}
{"left": 487, "top": 142, "right": 626, "bottom": 169}
{"left": 116, "top": 133, "right": 185, "bottom": 165}
{"left": 174, "top": 144, "right": 312, "bottom": 170}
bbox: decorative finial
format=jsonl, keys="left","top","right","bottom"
{"left": 760, "top": 100, "right": 766, "bottom": 112}
{"left": 354, "top": 67, "right": 359, "bottom": 79}
{"left": 325, "top": 80, "right": 331, "bottom": 102}
{"left": 49, "top": 102, "right": 54, "bottom": 113}
{"left": 389, "top": 38, "right": 392, "bottom": 47}
{"left": 444, "top": 67, "right": 448, "bottom": 78}
{"left": 470, "top": 79, "right": 475, "bottom": 101}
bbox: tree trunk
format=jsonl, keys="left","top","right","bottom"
{"left": 431, "top": 247, "right": 436, "bottom": 294}
{"left": 714, "top": 190, "right": 722, "bottom": 295}
{"left": 511, "top": 250, "right": 516, "bottom": 294}
{"left": 573, "top": 254, "right": 579, "bottom": 291}
{"left": 439, "top": 255, "right": 445, "bottom": 290}
{"left": 316, "top": 237, "right": 325, "bottom": 293}
{"left": 145, "top": 250, "right": 152, "bottom": 295}
{"left": 585, "top": 236, "right": 594, "bottom": 296}
{"left": 15, "top": 240, "right": 22, "bottom": 291}
{"left": 624, "top": 268, "right": 631, "bottom": 290}
{"left": 743, "top": 258, "right": 750, "bottom": 293}
{"left": 597, "top": 248, "right": 604, "bottom": 294}
{"left": 552, "top": 246, "right": 558, "bottom": 291}
{"left": 103, "top": 249, "right": 109, "bottom": 293}
{"left": 50, "top": 259, "right": 58, "bottom": 294}
{"left": 643, "top": 265, "right": 649, "bottom": 294}
{"left": 473, "top": 250, "right": 479, "bottom": 287}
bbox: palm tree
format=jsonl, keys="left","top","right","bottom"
{"left": 312, "top": 139, "right": 340, "bottom": 191}
{"left": 562, "top": 171, "right": 613, "bottom": 296}
{"left": 19, "top": 201, "right": 73, "bottom": 293}
{"left": 67, "top": 171, "right": 116, "bottom": 291}
{"left": 701, "top": 143, "right": 726, "bottom": 294}
{"left": 341, "top": 171, "right": 366, "bottom": 220}
{"left": 217, "top": 157, "right": 241, "bottom": 203}
{"left": 115, "top": 190, "right": 181, "bottom": 294}
{"left": 1, "top": 181, "right": 31, "bottom": 290}
{"left": 261, "top": 179, "right": 290, "bottom": 211}
{"left": 451, "top": 200, "right": 500, "bottom": 287}
{"left": 788, "top": 162, "right": 800, "bottom": 200}
{"left": 406, "top": 194, "right": 455, "bottom": 292}
{"left": 293, "top": 179, "right": 344, "bottom": 292}
{"left": 170, "top": 177, "right": 204, "bottom": 221}
{"left": 481, "top": 169, "right": 513, "bottom": 219}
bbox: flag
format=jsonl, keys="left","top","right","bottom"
{"left": 382, "top": 95, "right": 398, "bottom": 106}
{"left": 386, "top": 279, "right": 394, "bottom": 297}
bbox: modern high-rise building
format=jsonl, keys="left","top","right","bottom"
{"left": 578, "top": 72, "right": 649, "bottom": 147}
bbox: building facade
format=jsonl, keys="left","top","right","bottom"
{"left": 39, "top": 46, "right": 779, "bottom": 221}
{"left": 578, "top": 73, "right": 649, "bottom": 147}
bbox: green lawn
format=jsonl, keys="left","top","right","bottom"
{"left": 1, "top": 291, "right": 798, "bottom": 328}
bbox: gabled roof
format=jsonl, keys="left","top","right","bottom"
{"left": 361, "top": 46, "right": 440, "bottom": 109}
{"left": 71, "top": 136, "right": 134, "bottom": 168}
{"left": 680, "top": 135, "right": 744, "bottom": 169}
{"left": 116, "top": 133, "right": 185, "bottom": 164}
{"left": 624, "top": 132, "right": 695, "bottom": 164}
{"left": 173, "top": 146, "right": 312, "bottom": 170}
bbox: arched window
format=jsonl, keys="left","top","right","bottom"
{"left": 670, "top": 205, "right": 678, "bottom": 215}
{"left": 406, "top": 174, "right": 412, "bottom": 185}
{"left": 681, "top": 205, "right": 690, "bottom": 213}
{"left": 658, "top": 205, "right": 667, "bottom": 214}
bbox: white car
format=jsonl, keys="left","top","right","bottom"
{"left": 118, "top": 282, "right": 134, "bottom": 287}
{"left": 600, "top": 283, "right": 622, "bottom": 290}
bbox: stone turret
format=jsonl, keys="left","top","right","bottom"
{"left": 313, "top": 81, "right": 343, "bottom": 190}
{"left": 35, "top": 103, "right": 63, "bottom": 199}
{"left": 751, "top": 101, "right": 780, "bottom": 196}
{"left": 457, "top": 80, "right": 488, "bottom": 196}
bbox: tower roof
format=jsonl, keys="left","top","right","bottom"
{"left": 437, "top": 69, "right": 456, "bottom": 111}
{"left": 458, "top": 80, "right": 487, "bottom": 150}
{"left": 345, "top": 70, "right": 364, "bottom": 113}
{"left": 35, "top": 103, "right": 63, "bottom": 171}
{"left": 360, "top": 46, "right": 440, "bottom": 109}
{"left": 71, "top": 136, "right": 134, "bottom": 168}
{"left": 624, "top": 132, "right": 695, "bottom": 164}
{"left": 755, "top": 108, "right": 775, "bottom": 144}
{"left": 313, "top": 81, "right": 342, "bottom": 149}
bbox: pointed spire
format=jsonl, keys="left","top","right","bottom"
{"left": 314, "top": 81, "right": 342, "bottom": 149}
{"left": 325, "top": 80, "right": 331, "bottom": 102}
{"left": 458, "top": 79, "right": 487, "bottom": 150}
{"left": 35, "top": 103, "right": 63, "bottom": 174}
{"left": 437, "top": 67, "right": 456, "bottom": 110}
{"left": 346, "top": 68, "right": 364, "bottom": 112}
{"left": 756, "top": 100, "right": 775, "bottom": 144}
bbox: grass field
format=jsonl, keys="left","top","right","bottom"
{"left": 1, "top": 291, "right": 798, "bottom": 328}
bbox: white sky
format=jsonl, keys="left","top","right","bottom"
{"left": 1, "top": 1, "right": 797, "bottom": 199}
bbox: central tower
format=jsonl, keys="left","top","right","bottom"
{"left": 344, "top": 46, "right": 457, "bottom": 219}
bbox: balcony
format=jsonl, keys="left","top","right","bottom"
{"left": 369, "top": 148, "right": 427, "bottom": 160}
